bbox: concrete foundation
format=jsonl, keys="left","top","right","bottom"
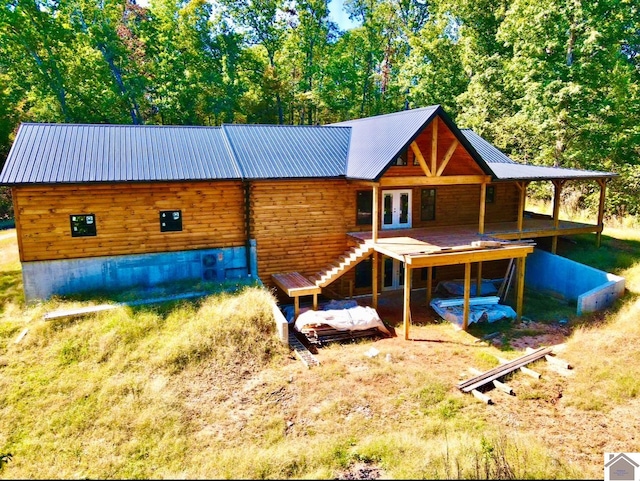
{"left": 22, "top": 243, "right": 259, "bottom": 301}
{"left": 525, "top": 249, "right": 625, "bottom": 315}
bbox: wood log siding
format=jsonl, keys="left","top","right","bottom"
{"left": 250, "top": 179, "right": 355, "bottom": 288}
{"left": 14, "top": 181, "right": 246, "bottom": 262}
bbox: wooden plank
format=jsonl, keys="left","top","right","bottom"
{"left": 272, "top": 272, "right": 321, "bottom": 297}
{"left": 545, "top": 354, "right": 572, "bottom": 369}
{"left": 463, "top": 262, "right": 471, "bottom": 330}
{"left": 520, "top": 366, "right": 542, "bottom": 379}
{"left": 372, "top": 251, "right": 379, "bottom": 309}
{"left": 380, "top": 175, "right": 491, "bottom": 187}
{"left": 596, "top": 179, "right": 607, "bottom": 248}
{"left": 435, "top": 139, "right": 459, "bottom": 177}
{"left": 471, "top": 389, "right": 493, "bottom": 404}
{"left": 492, "top": 379, "right": 515, "bottom": 395}
{"left": 458, "top": 346, "right": 553, "bottom": 392}
{"left": 44, "top": 303, "right": 122, "bottom": 321}
{"left": 410, "top": 141, "right": 432, "bottom": 177}
{"left": 372, "top": 184, "right": 379, "bottom": 243}
{"left": 516, "top": 256, "right": 525, "bottom": 322}
{"left": 403, "top": 264, "right": 412, "bottom": 340}
{"left": 478, "top": 183, "right": 486, "bottom": 235}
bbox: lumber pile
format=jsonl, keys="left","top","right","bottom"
{"left": 299, "top": 324, "right": 386, "bottom": 346}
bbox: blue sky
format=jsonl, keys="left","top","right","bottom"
{"left": 135, "top": 0, "right": 359, "bottom": 31}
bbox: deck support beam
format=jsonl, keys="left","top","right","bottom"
{"left": 479, "top": 183, "right": 487, "bottom": 235}
{"left": 551, "top": 180, "right": 565, "bottom": 254}
{"left": 516, "top": 256, "right": 526, "bottom": 321}
{"left": 476, "top": 261, "right": 483, "bottom": 296}
{"left": 372, "top": 251, "right": 379, "bottom": 309}
{"left": 426, "top": 266, "right": 433, "bottom": 306}
{"left": 403, "top": 262, "right": 412, "bottom": 340}
{"left": 372, "top": 184, "right": 379, "bottom": 243}
{"left": 596, "top": 179, "right": 607, "bottom": 248}
{"left": 516, "top": 182, "right": 529, "bottom": 236}
{"left": 463, "top": 262, "right": 471, "bottom": 330}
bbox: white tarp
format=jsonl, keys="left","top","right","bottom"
{"left": 294, "top": 305, "right": 391, "bottom": 336}
{"left": 430, "top": 297, "right": 516, "bottom": 329}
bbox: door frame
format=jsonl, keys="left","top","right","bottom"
{"left": 381, "top": 189, "right": 412, "bottom": 229}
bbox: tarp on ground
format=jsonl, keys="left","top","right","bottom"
{"left": 294, "top": 305, "right": 391, "bottom": 336}
{"left": 430, "top": 297, "right": 516, "bottom": 329}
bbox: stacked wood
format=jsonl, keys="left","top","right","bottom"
{"left": 299, "top": 324, "right": 387, "bottom": 346}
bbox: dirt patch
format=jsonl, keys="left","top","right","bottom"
{"left": 336, "top": 462, "right": 385, "bottom": 480}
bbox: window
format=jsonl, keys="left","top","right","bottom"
{"left": 160, "top": 210, "right": 183, "bottom": 232}
{"left": 356, "top": 191, "right": 373, "bottom": 225}
{"left": 70, "top": 214, "right": 97, "bottom": 237}
{"left": 395, "top": 149, "right": 408, "bottom": 166}
{"left": 355, "top": 258, "right": 373, "bottom": 288}
{"left": 420, "top": 188, "right": 436, "bottom": 221}
{"left": 486, "top": 185, "right": 495, "bottom": 203}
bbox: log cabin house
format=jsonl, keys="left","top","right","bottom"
{"left": 0, "top": 106, "right": 616, "bottom": 337}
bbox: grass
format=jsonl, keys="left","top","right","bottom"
{"left": 0, "top": 225, "right": 639, "bottom": 478}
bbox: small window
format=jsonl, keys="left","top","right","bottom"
{"left": 356, "top": 191, "right": 373, "bottom": 225}
{"left": 70, "top": 214, "right": 97, "bottom": 237}
{"left": 355, "top": 258, "right": 373, "bottom": 288}
{"left": 421, "top": 188, "right": 436, "bottom": 221}
{"left": 160, "top": 210, "right": 182, "bottom": 232}
{"left": 486, "top": 185, "right": 495, "bottom": 203}
{"left": 395, "top": 149, "right": 408, "bottom": 166}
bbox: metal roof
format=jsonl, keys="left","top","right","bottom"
{"left": 332, "top": 106, "right": 494, "bottom": 180}
{"left": 0, "top": 113, "right": 616, "bottom": 185}
{"left": 331, "top": 106, "right": 439, "bottom": 179}
{"left": 0, "top": 123, "right": 241, "bottom": 184}
{"left": 460, "top": 128, "right": 616, "bottom": 180}
{"left": 222, "top": 124, "right": 350, "bottom": 179}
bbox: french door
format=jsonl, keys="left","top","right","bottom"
{"left": 382, "top": 189, "right": 412, "bottom": 229}
{"left": 383, "top": 257, "right": 405, "bottom": 291}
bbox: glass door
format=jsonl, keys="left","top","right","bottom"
{"left": 382, "top": 189, "right": 412, "bottom": 229}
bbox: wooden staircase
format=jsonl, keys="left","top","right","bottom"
{"left": 311, "top": 240, "right": 374, "bottom": 288}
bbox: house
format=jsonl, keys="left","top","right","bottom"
{"left": 605, "top": 453, "right": 639, "bottom": 481}
{"left": 0, "top": 106, "right": 616, "bottom": 336}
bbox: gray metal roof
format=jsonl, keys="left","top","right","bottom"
{"left": 222, "top": 124, "right": 350, "bottom": 179}
{"left": 460, "top": 128, "right": 616, "bottom": 180}
{"left": 332, "top": 106, "right": 494, "bottom": 180}
{"left": 0, "top": 112, "right": 616, "bottom": 186}
{"left": 331, "top": 106, "right": 439, "bottom": 179}
{"left": 0, "top": 123, "right": 241, "bottom": 184}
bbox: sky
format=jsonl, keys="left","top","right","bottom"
{"left": 134, "top": 0, "right": 360, "bottom": 32}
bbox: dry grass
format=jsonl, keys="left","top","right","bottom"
{"left": 0, "top": 226, "right": 639, "bottom": 478}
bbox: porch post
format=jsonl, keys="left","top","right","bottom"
{"left": 596, "top": 179, "right": 607, "bottom": 248}
{"left": 516, "top": 256, "right": 525, "bottom": 322}
{"left": 426, "top": 266, "right": 433, "bottom": 306}
{"left": 403, "top": 262, "right": 412, "bottom": 340}
{"left": 551, "top": 180, "right": 565, "bottom": 254}
{"left": 463, "top": 262, "right": 471, "bottom": 330}
{"left": 372, "top": 251, "right": 379, "bottom": 309}
{"left": 479, "top": 183, "right": 487, "bottom": 235}
{"left": 476, "top": 262, "right": 483, "bottom": 296}
{"left": 516, "top": 182, "right": 528, "bottom": 235}
{"left": 372, "top": 184, "right": 379, "bottom": 243}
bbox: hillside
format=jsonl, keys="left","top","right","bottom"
{"left": 0, "top": 228, "right": 639, "bottom": 479}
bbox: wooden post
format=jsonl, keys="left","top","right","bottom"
{"left": 294, "top": 296, "right": 300, "bottom": 320}
{"left": 551, "top": 180, "right": 564, "bottom": 254}
{"left": 476, "top": 261, "right": 483, "bottom": 296}
{"left": 403, "top": 263, "right": 412, "bottom": 340}
{"left": 516, "top": 182, "right": 528, "bottom": 235}
{"left": 372, "top": 184, "right": 379, "bottom": 243}
{"left": 479, "top": 183, "right": 486, "bottom": 235}
{"left": 313, "top": 293, "right": 318, "bottom": 310}
{"left": 426, "top": 266, "right": 433, "bottom": 306}
{"left": 516, "top": 256, "right": 525, "bottom": 322}
{"left": 431, "top": 117, "right": 438, "bottom": 175}
{"left": 372, "top": 252, "right": 379, "bottom": 309}
{"left": 596, "top": 179, "right": 607, "bottom": 248}
{"left": 463, "top": 262, "right": 471, "bottom": 330}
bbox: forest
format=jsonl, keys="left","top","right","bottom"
{"left": 0, "top": 0, "right": 639, "bottom": 218}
